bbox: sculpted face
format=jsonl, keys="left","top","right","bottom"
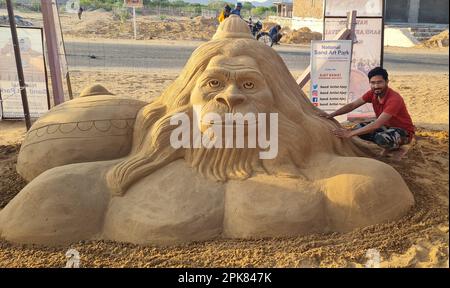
{"left": 190, "top": 55, "right": 275, "bottom": 132}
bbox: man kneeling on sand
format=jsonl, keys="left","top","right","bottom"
{"left": 319, "top": 67, "right": 415, "bottom": 160}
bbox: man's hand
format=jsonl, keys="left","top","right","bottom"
{"left": 317, "top": 109, "right": 334, "bottom": 119}
{"left": 331, "top": 128, "right": 353, "bottom": 138}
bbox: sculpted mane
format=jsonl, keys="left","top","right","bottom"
{"left": 105, "top": 37, "right": 366, "bottom": 196}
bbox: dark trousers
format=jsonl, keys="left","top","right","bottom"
{"left": 354, "top": 122, "right": 410, "bottom": 150}
{"left": 271, "top": 33, "right": 282, "bottom": 44}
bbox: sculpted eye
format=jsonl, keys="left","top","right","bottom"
{"left": 207, "top": 80, "right": 221, "bottom": 88}
{"left": 243, "top": 81, "right": 254, "bottom": 89}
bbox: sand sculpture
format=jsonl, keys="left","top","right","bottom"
{"left": 0, "top": 15, "right": 414, "bottom": 246}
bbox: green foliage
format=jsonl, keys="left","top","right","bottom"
{"left": 171, "top": 0, "right": 189, "bottom": 7}
{"left": 123, "top": 0, "right": 205, "bottom": 11}
{"left": 251, "top": 6, "right": 275, "bottom": 17}
{"left": 143, "top": 0, "right": 182, "bottom": 8}
{"left": 30, "top": 0, "right": 41, "bottom": 12}
{"left": 111, "top": 2, "right": 130, "bottom": 23}
{"left": 79, "top": 0, "right": 123, "bottom": 11}
{"left": 77, "top": 0, "right": 239, "bottom": 13}
{"left": 207, "top": 1, "right": 231, "bottom": 10}
{"left": 5, "top": 0, "right": 41, "bottom": 12}
{"left": 242, "top": 2, "right": 254, "bottom": 11}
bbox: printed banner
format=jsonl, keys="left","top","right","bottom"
{"left": 0, "top": 27, "right": 48, "bottom": 118}
{"left": 325, "top": 0, "right": 383, "bottom": 17}
{"left": 310, "top": 40, "right": 352, "bottom": 123}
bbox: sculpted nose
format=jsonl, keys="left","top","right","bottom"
{"left": 215, "top": 94, "right": 245, "bottom": 109}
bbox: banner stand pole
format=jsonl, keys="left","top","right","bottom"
{"left": 133, "top": 7, "right": 137, "bottom": 40}
{"left": 6, "top": 0, "right": 32, "bottom": 130}
{"left": 41, "top": 0, "right": 65, "bottom": 106}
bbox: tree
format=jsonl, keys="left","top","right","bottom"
{"left": 242, "top": 1, "right": 254, "bottom": 11}
{"left": 207, "top": 1, "right": 231, "bottom": 11}
{"left": 251, "top": 6, "right": 268, "bottom": 17}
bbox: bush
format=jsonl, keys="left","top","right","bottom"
{"left": 113, "top": 5, "right": 130, "bottom": 23}
{"left": 30, "top": 0, "right": 41, "bottom": 12}
{"left": 80, "top": 0, "right": 122, "bottom": 11}
{"left": 207, "top": 1, "right": 231, "bottom": 11}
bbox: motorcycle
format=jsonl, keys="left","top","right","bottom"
{"left": 247, "top": 18, "right": 273, "bottom": 47}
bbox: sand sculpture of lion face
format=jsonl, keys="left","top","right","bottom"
{"left": 0, "top": 16, "right": 414, "bottom": 246}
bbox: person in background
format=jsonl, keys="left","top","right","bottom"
{"left": 230, "top": 2, "right": 242, "bottom": 16}
{"left": 269, "top": 24, "right": 282, "bottom": 45}
{"left": 218, "top": 4, "right": 231, "bottom": 23}
{"left": 78, "top": 6, "right": 84, "bottom": 20}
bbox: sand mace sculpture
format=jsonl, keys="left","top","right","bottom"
{"left": 0, "top": 16, "right": 414, "bottom": 246}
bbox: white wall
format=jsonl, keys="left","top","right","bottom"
{"left": 292, "top": 17, "right": 323, "bottom": 33}
{"left": 268, "top": 16, "right": 324, "bottom": 33}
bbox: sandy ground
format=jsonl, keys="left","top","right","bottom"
{"left": 60, "top": 12, "right": 219, "bottom": 41}
{"left": 59, "top": 11, "right": 321, "bottom": 43}
{"left": 0, "top": 10, "right": 222, "bottom": 41}
{"left": 0, "top": 71, "right": 448, "bottom": 268}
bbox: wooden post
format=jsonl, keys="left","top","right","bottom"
{"left": 6, "top": 0, "right": 32, "bottom": 130}
{"left": 41, "top": 0, "right": 65, "bottom": 105}
{"left": 133, "top": 6, "right": 137, "bottom": 40}
{"left": 347, "top": 10, "right": 357, "bottom": 46}
{"left": 296, "top": 10, "right": 357, "bottom": 89}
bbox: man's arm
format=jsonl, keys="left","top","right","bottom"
{"left": 332, "top": 112, "right": 393, "bottom": 138}
{"left": 318, "top": 97, "right": 366, "bottom": 119}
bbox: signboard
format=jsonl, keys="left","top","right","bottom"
{"left": 124, "top": 0, "right": 143, "bottom": 8}
{"left": 324, "top": 0, "right": 384, "bottom": 120}
{"left": 310, "top": 40, "right": 352, "bottom": 123}
{"left": 0, "top": 27, "right": 49, "bottom": 119}
{"left": 325, "top": 0, "right": 383, "bottom": 17}
{"left": 324, "top": 18, "right": 382, "bottom": 119}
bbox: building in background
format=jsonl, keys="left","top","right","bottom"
{"left": 273, "top": 1, "right": 293, "bottom": 18}
{"left": 291, "top": 0, "right": 448, "bottom": 25}
{"left": 269, "top": 0, "right": 448, "bottom": 46}
{"left": 385, "top": 0, "right": 448, "bottom": 24}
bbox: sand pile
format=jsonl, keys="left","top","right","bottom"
{"left": 281, "top": 27, "right": 322, "bottom": 44}
{"left": 0, "top": 10, "right": 218, "bottom": 41}
{"left": 0, "top": 71, "right": 448, "bottom": 267}
{"left": 419, "top": 30, "right": 449, "bottom": 48}
{"left": 262, "top": 21, "right": 276, "bottom": 31}
{"left": 0, "top": 144, "right": 26, "bottom": 208}
{"left": 261, "top": 22, "right": 323, "bottom": 45}
{"left": 193, "top": 15, "right": 214, "bottom": 25}
{"left": 60, "top": 11, "right": 218, "bottom": 41}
